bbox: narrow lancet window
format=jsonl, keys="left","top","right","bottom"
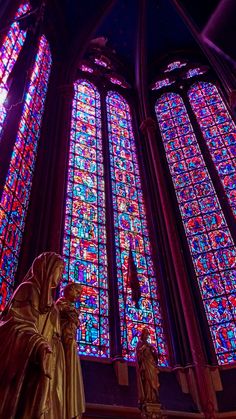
{"left": 188, "top": 82, "right": 236, "bottom": 217}
{"left": 0, "top": 2, "right": 31, "bottom": 136}
{"left": 0, "top": 36, "right": 52, "bottom": 310}
{"left": 107, "top": 91, "right": 169, "bottom": 364}
{"left": 62, "top": 80, "right": 110, "bottom": 357}
{"left": 156, "top": 92, "right": 236, "bottom": 365}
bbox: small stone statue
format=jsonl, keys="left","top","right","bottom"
{"left": 56, "top": 282, "right": 85, "bottom": 419}
{"left": 0, "top": 252, "right": 66, "bottom": 418}
{"left": 136, "top": 327, "right": 160, "bottom": 404}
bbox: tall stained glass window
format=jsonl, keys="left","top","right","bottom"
{"left": 188, "top": 82, "right": 236, "bottom": 217}
{"left": 106, "top": 91, "right": 169, "bottom": 364}
{"left": 155, "top": 92, "right": 236, "bottom": 365}
{"left": 62, "top": 80, "right": 109, "bottom": 358}
{"left": 0, "top": 35, "right": 52, "bottom": 310}
{"left": 0, "top": 1, "right": 31, "bottom": 136}
{"left": 64, "top": 84, "right": 169, "bottom": 363}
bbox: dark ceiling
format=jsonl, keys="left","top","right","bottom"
{"left": 43, "top": 0, "right": 221, "bottom": 83}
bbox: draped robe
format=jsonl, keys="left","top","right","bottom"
{"left": 136, "top": 339, "right": 160, "bottom": 404}
{"left": 0, "top": 253, "right": 66, "bottom": 418}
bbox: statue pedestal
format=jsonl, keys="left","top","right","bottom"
{"left": 140, "top": 402, "right": 164, "bottom": 419}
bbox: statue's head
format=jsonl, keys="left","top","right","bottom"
{"left": 140, "top": 327, "right": 150, "bottom": 342}
{"left": 63, "top": 282, "right": 82, "bottom": 302}
{"left": 32, "top": 252, "right": 64, "bottom": 289}
{"left": 31, "top": 252, "right": 64, "bottom": 313}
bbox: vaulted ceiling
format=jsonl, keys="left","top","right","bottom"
{"left": 36, "top": 0, "right": 221, "bottom": 83}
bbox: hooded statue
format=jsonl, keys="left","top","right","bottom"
{"left": 0, "top": 252, "right": 66, "bottom": 418}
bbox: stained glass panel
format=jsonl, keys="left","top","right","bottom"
{"left": 80, "top": 64, "right": 93, "bottom": 73}
{"left": 188, "top": 82, "right": 236, "bottom": 217}
{"left": 185, "top": 68, "right": 206, "bottom": 79}
{"left": 0, "top": 1, "right": 30, "bottom": 136}
{"left": 152, "top": 78, "right": 175, "bottom": 91}
{"left": 164, "top": 61, "right": 187, "bottom": 72}
{"left": 107, "top": 91, "right": 169, "bottom": 365}
{"left": 94, "top": 57, "right": 108, "bottom": 68}
{"left": 0, "top": 35, "right": 52, "bottom": 310}
{"left": 155, "top": 92, "right": 236, "bottom": 365}
{"left": 63, "top": 80, "right": 109, "bottom": 358}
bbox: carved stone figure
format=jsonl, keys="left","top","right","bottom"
{"left": 136, "top": 327, "right": 160, "bottom": 404}
{"left": 0, "top": 252, "right": 66, "bottom": 418}
{"left": 56, "top": 282, "right": 85, "bottom": 419}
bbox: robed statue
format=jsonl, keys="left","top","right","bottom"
{"left": 136, "top": 327, "right": 160, "bottom": 404}
{"left": 56, "top": 282, "right": 85, "bottom": 419}
{"left": 0, "top": 252, "right": 85, "bottom": 418}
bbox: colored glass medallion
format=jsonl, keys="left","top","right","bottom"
{"left": 107, "top": 91, "right": 169, "bottom": 365}
{"left": 185, "top": 68, "right": 206, "bottom": 79}
{"left": 152, "top": 78, "right": 175, "bottom": 91}
{"left": 108, "top": 75, "right": 128, "bottom": 88}
{"left": 155, "top": 92, "right": 236, "bottom": 365}
{"left": 80, "top": 64, "right": 94, "bottom": 74}
{"left": 164, "top": 61, "right": 187, "bottom": 72}
{"left": 62, "top": 80, "right": 110, "bottom": 358}
{"left": 0, "top": 35, "right": 52, "bottom": 310}
{"left": 95, "top": 57, "right": 108, "bottom": 68}
{"left": 188, "top": 82, "right": 236, "bottom": 217}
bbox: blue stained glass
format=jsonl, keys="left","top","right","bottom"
{"left": 185, "top": 68, "right": 206, "bottom": 79}
{"left": 152, "top": 78, "right": 175, "bottom": 90}
{"left": 164, "top": 61, "right": 187, "bottom": 72}
{"left": 155, "top": 92, "right": 236, "bottom": 365}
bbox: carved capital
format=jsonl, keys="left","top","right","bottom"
{"left": 140, "top": 117, "right": 157, "bottom": 134}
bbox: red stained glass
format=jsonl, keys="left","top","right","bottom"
{"left": 0, "top": 279, "right": 12, "bottom": 311}
{"left": 0, "top": 2, "right": 31, "bottom": 136}
{"left": 0, "top": 36, "right": 52, "bottom": 296}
